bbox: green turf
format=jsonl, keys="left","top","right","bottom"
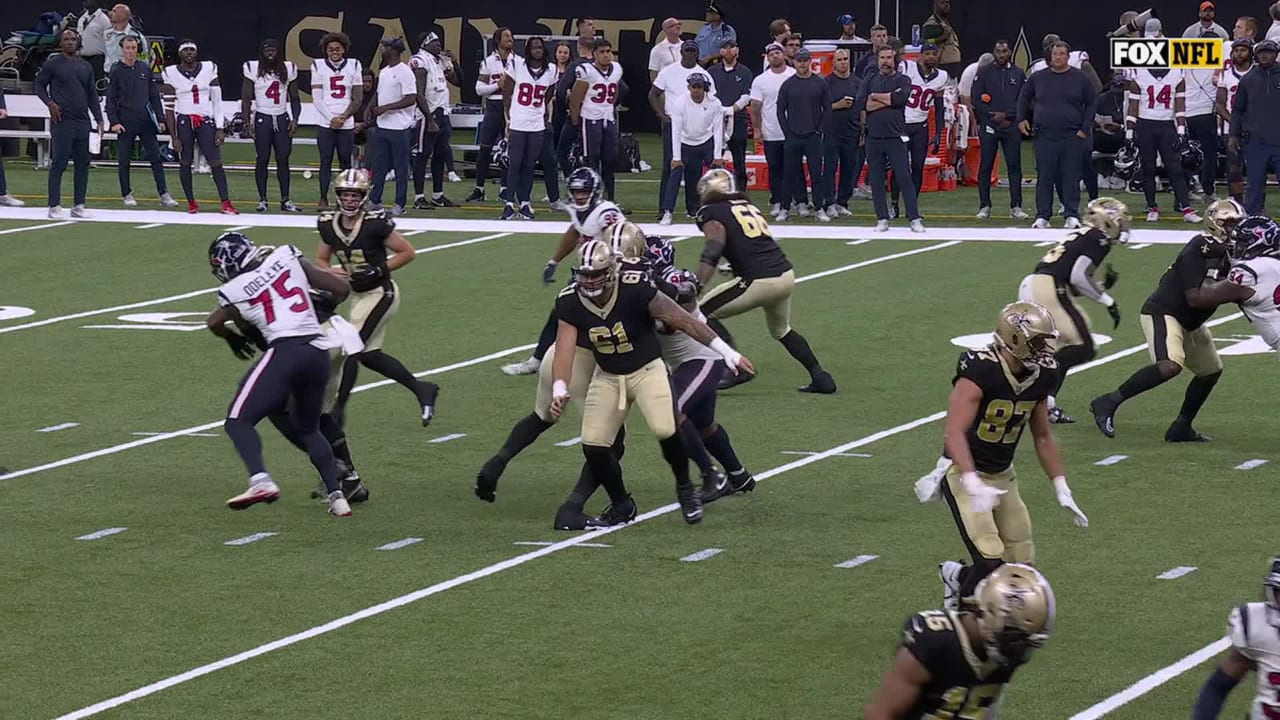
{"left": 0, "top": 219, "right": 1272, "bottom": 719}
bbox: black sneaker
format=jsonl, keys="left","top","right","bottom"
{"left": 417, "top": 381, "right": 440, "bottom": 427}
{"left": 1165, "top": 420, "right": 1211, "bottom": 443}
{"left": 727, "top": 470, "right": 756, "bottom": 494}
{"left": 889, "top": 205, "right": 900, "bottom": 220}
{"left": 499, "top": 203, "right": 516, "bottom": 220}
{"left": 798, "top": 371, "right": 837, "bottom": 394}
{"left": 342, "top": 469, "right": 369, "bottom": 503}
{"left": 431, "top": 195, "right": 458, "bottom": 208}
{"left": 585, "top": 496, "right": 638, "bottom": 528}
{"left": 718, "top": 370, "right": 755, "bottom": 390}
{"left": 475, "top": 456, "right": 505, "bottom": 503}
{"left": 464, "top": 187, "right": 485, "bottom": 203}
{"left": 413, "top": 196, "right": 433, "bottom": 210}
{"left": 1048, "top": 406, "right": 1076, "bottom": 424}
{"left": 553, "top": 502, "right": 590, "bottom": 531}
{"left": 1089, "top": 395, "right": 1118, "bottom": 439}
{"left": 676, "top": 483, "right": 704, "bottom": 524}
{"left": 700, "top": 470, "right": 729, "bottom": 504}
{"left": 519, "top": 204, "right": 535, "bottom": 220}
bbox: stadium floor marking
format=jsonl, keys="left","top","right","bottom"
{"left": 780, "top": 450, "right": 872, "bottom": 458}
{"left": 0, "top": 220, "right": 75, "bottom": 235}
{"left": 223, "top": 225, "right": 251, "bottom": 232}
{"left": 75, "top": 527, "right": 127, "bottom": 541}
{"left": 52, "top": 310, "right": 1251, "bottom": 720}
{"left": 834, "top": 554, "right": 879, "bottom": 569}
{"left": 429, "top": 433, "right": 467, "bottom": 443}
{"left": 132, "top": 431, "right": 219, "bottom": 438}
{"left": 555, "top": 436, "right": 582, "bottom": 447}
{"left": 1067, "top": 638, "right": 1231, "bottom": 719}
{"left": 376, "top": 538, "right": 424, "bottom": 551}
{"left": 1156, "top": 566, "right": 1198, "bottom": 580}
{"left": 1127, "top": 242, "right": 1152, "bottom": 250}
{"left": 0, "top": 231, "right": 513, "bottom": 335}
{"left": 135, "top": 223, "right": 166, "bottom": 229}
{"left": 1094, "top": 454, "right": 1129, "bottom": 466}
{"left": 513, "top": 541, "right": 612, "bottom": 548}
{"left": 11, "top": 242, "right": 948, "bottom": 482}
{"left": 224, "top": 532, "right": 277, "bottom": 546}
{"left": 680, "top": 548, "right": 725, "bottom": 562}
{"left": 37, "top": 422, "right": 80, "bottom": 433}
{"left": 1235, "top": 458, "right": 1268, "bottom": 470}
{"left": 845, "top": 239, "right": 871, "bottom": 246}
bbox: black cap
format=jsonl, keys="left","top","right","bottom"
{"left": 686, "top": 72, "right": 710, "bottom": 88}
{"left": 380, "top": 37, "right": 407, "bottom": 52}
{"left": 720, "top": 38, "right": 738, "bottom": 48}
{"left": 707, "top": 1, "right": 725, "bottom": 18}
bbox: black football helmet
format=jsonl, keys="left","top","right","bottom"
{"left": 1178, "top": 136, "right": 1203, "bottom": 175}
{"left": 208, "top": 232, "right": 261, "bottom": 282}
{"left": 1266, "top": 556, "right": 1280, "bottom": 627}
{"left": 567, "top": 167, "right": 602, "bottom": 212}
{"left": 228, "top": 111, "right": 246, "bottom": 139}
{"left": 492, "top": 138, "right": 510, "bottom": 172}
{"left": 646, "top": 235, "right": 675, "bottom": 276}
{"left": 1231, "top": 216, "right": 1280, "bottom": 260}
{"left": 1113, "top": 141, "right": 1139, "bottom": 181}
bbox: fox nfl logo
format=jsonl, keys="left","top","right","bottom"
{"left": 1110, "top": 38, "right": 1223, "bottom": 69}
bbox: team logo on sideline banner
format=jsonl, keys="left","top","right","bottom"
{"left": 1110, "top": 38, "right": 1222, "bottom": 69}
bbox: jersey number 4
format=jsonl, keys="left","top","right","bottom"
{"left": 264, "top": 80, "right": 282, "bottom": 104}
{"left": 248, "top": 270, "right": 310, "bottom": 324}
{"left": 1146, "top": 84, "right": 1172, "bottom": 110}
{"left": 977, "top": 399, "right": 1038, "bottom": 444}
{"left": 731, "top": 204, "right": 771, "bottom": 239}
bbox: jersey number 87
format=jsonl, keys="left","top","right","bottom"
{"left": 977, "top": 399, "right": 1038, "bottom": 444}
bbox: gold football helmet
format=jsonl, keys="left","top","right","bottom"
{"left": 575, "top": 239, "right": 618, "bottom": 301}
{"left": 1083, "top": 197, "right": 1132, "bottom": 243}
{"left": 975, "top": 563, "right": 1055, "bottom": 666}
{"left": 1205, "top": 198, "right": 1245, "bottom": 243}
{"left": 993, "top": 301, "right": 1059, "bottom": 369}
{"left": 697, "top": 167, "right": 736, "bottom": 203}
{"left": 334, "top": 168, "right": 371, "bottom": 216}
{"left": 607, "top": 221, "right": 647, "bottom": 261}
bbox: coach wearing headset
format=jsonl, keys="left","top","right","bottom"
{"left": 35, "top": 28, "right": 103, "bottom": 218}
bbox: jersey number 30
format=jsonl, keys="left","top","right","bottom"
{"left": 248, "top": 269, "right": 309, "bottom": 324}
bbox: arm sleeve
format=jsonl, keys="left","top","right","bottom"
{"left": 971, "top": 69, "right": 989, "bottom": 120}
{"left": 211, "top": 83, "right": 223, "bottom": 125}
{"left": 87, "top": 70, "right": 102, "bottom": 125}
{"left": 1230, "top": 81, "right": 1247, "bottom": 138}
{"left": 105, "top": 68, "right": 120, "bottom": 125}
{"left": 1080, "top": 74, "right": 1097, "bottom": 129}
{"left": 713, "top": 103, "right": 724, "bottom": 157}
{"left": 855, "top": 78, "right": 870, "bottom": 114}
{"left": 1069, "top": 255, "right": 1107, "bottom": 303}
{"left": 670, "top": 99, "right": 684, "bottom": 159}
{"left": 475, "top": 60, "right": 499, "bottom": 97}
{"left": 819, "top": 80, "right": 831, "bottom": 132}
{"left": 776, "top": 81, "right": 790, "bottom": 132}
{"left": 311, "top": 62, "right": 334, "bottom": 122}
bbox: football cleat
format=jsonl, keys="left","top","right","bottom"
{"left": 1047, "top": 406, "right": 1076, "bottom": 424}
{"left": 475, "top": 456, "right": 506, "bottom": 503}
{"left": 1165, "top": 419, "right": 1211, "bottom": 443}
{"left": 585, "top": 496, "right": 638, "bottom": 528}
{"left": 718, "top": 370, "right": 755, "bottom": 390}
{"left": 413, "top": 196, "right": 432, "bottom": 210}
{"left": 700, "top": 470, "right": 729, "bottom": 504}
{"left": 431, "top": 195, "right": 458, "bottom": 208}
{"left": 417, "top": 381, "right": 440, "bottom": 427}
{"left": 499, "top": 203, "right": 517, "bottom": 220}
{"left": 799, "top": 371, "right": 837, "bottom": 394}
{"left": 281, "top": 200, "right": 302, "bottom": 213}
{"left": 676, "top": 483, "right": 704, "bottom": 524}
{"left": 327, "top": 490, "right": 352, "bottom": 517}
{"left": 227, "top": 475, "right": 280, "bottom": 510}
{"left": 341, "top": 466, "right": 369, "bottom": 503}
{"left": 1089, "top": 395, "right": 1119, "bottom": 439}
{"left": 553, "top": 503, "right": 590, "bottom": 531}
{"left": 256, "top": 200, "right": 269, "bottom": 213}
{"left": 519, "top": 204, "right": 535, "bottom": 220}
{"left": 727, "top": 470, "right": 756, "bottom": 495}
{"left": 940, "top": 560, "right": 965, "bottom": 610}
{"left": 501, "top": 357, "right": 541, "bottom": 376}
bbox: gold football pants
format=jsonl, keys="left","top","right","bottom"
{"left": 941, "top": 465, "right": 1034, "bottom": 564}
{"left": 580, "top": 358, "right": 676, "bottom": 446}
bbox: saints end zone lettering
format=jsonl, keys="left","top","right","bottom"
{"left": 1110, "top": 38, "right": 1223, "bottom": 69}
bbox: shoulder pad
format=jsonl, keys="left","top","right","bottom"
{"left": 954, "top": 348, "right": 997, "bottom": 385}
{"left": 557, "top": 284, "right": 578, "bottom": 299}
{"left": 317, "top": 211, "right": 336, "bottom": 224}
{"left": 901, "top": 610, "right": 956, "bottom": 661}
{"left": 1228, "top": 604, "right": 1256, "bottom": 658}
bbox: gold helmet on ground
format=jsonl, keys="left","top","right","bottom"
{"left": 1083, "top": 197, "right": 1132, "bottom": 242}
{"left": 1205, "top": 198, "right": 1245, "bottom": 243}
{"left": 697, "top": 167, "right": 735, "bottom": 203}
{"left": 975, "top": 563, "right": 1055, "bottom": 666}
{"left": 334, "top": 169, "right": 371, "bottom": 216}
{"left": 575, "top": 239, "right": 618, "bottom": 300}
{"left": 993, "top": 301, "right": 1059, "bottom": 369}
{"left": 607, "top": 221, "right": 647, "bottom": 260}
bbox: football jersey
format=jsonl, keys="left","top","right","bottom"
{"left": 1217, "top": 64, "right": 1250, "bottom": 132}
{"left": 555, "top": 258, "right": 662, "bottom": 375}
{"left": 1129, "top": 69, "right": 1184, "bottom": 121}
{"left": 903, "top": 62, "right": 950, "bottom": 124}
{"left": 1228, "top": 257, "right": 1280, "bottom": 353}
{"left": 899, "top": 609, "right": 1019, "bottom": 720}
{"left": 163, "top": 62, "right": 219, "bottom": 117}
{"left": 311, "top": 58, "right": 362, "bottom": 130}
{"left": 410, "top": 50, "right": 452, "bottom": 116}
{"left": 1183, "top": 67, "right": 1218, "bottom": 116}
{"left": 1141, "top": 234, "right": 1231, "bottom": 330}
{"left": 477, "top": 51, "right": 513, "bottom": 101}
{"left": 243, "top": 60, "right": 298, "bottom": 117}
{"left": 217, "top": 245, "right": 322, "bottom": 345}
{"left": 575, "top": 61, "right": 622, "bottom": 122}
{"left": 952, "top": 347, "right": 1056, "bottom": 475}
{"left": 1227, "top": 602, "right": 1280, "bottom": 720}
{"left": 656, "top": 269, "right": 719, "bottom": 367}
{"left": 569, "top": 201, "right": 623, "bottom": 243}
{"left": 317, "top": 209, "right": 396, "bottom": 288}
{"left": 695, "top": 198, "right": 794, "bottom": 280}
{"left": 505, "top": 57, "right": 558, "bottom": 132}
{"left": 1033, "top": 228, "right": 1112, "bottom": 287}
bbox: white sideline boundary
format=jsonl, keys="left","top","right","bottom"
{"left": 51, "top": 309, "right": 1248, "bottom": 719}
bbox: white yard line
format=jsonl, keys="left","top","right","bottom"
{"left": 679, "top": 548, "right": 725, "bottom": 562}
{"left": 1235, "top": 458, "right": 1268, "bottom": 470}
{"left": 780, "top": 450, "right": 872, "bottom": 458}
{"left": 429, "top": 433, "right": 467, "bottom": 443}
{"left": 1066, "top": 638, "right": 1230, "bottom": 720}
{"left": 50, "top": 310, "right": 1250, "bottom": 719}
{"left": 223, "top": 225, "right": 251, "bottom": 232}
{"left": 375, "top": 538, "right": 424, "bottom": 551}
{"left": 1094, "top": 454, "right": 1129, "bottom": 466}
{"left": 834, "top": 555, "right": 880, "bottom": 569}
{"left": 794, "top": 241, "right": 961, "bottom": 283}
{"left": 0, "top": 221, "right": 75, "bottom": 235}
{"left": 75, "top": 527, "right": 127, "bottom": 541}
{"left": 223, "top": 532, "right": 277, "bottom": 546}
{"left": 134, "top": 223, "right": 166, "bottom": 230}
{"left": 37, "top": 422, "right": 80, "bottom": 433}
{"left": 513, "top": 541, "right": 612, "bottom": 548}
{"left": 1156, "top": 566, "right": 1198, "bottom": 580}
{"left": 554, "top": 437, "right": 582, "bottom": 447}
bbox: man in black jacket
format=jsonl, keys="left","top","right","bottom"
{"left": 1016, "top": 42, "right": 1096, "bottom": 228}
{"left": 857, "top": 46, "right": 925, "bottom": 231}
{"left": 1230, "top": 39, "right": 1280, "bottom": 214}
{"left": 777, "top": 49, "right": 830, "bottom": 221}
{"left": 107, "top": 35, "right": 176, "bottom": 208}
{"left": 972, "top": 39, "right": 1027, "bottom": 219}
{"left": 35, "top": 28, "right": 104, "bottom": 218}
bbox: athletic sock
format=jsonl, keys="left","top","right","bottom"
{"left": 564, "top": 461, "right": 600, "bottom": 511}
{"left": 658, "top": 434, "right": 693, "bottom": 491}
{"left": 1114, "top": 363, "right": 1171, "bottom": 402}
{"left": 679, "top": 421, "right": 715, "bottom": 475}
{"left": 497, "top": 412, "right": 555, "bottom": 463}
{"left": 778, "top": 329, "right": 822, "bottom": 374}
{"left": 702, "top": 425, "right": 744, "bottom": 475}
{"left": 1176, "top": 372, "right": 1220, "bottom": 423}
{"left": 319, "top": 414, "right": 355, "bottom": 468}
{"left": 359, "top": 350, "right": 420, "bottom": 394}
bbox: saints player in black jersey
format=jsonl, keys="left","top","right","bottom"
{"left": 1018, "top": 197, "right": 1130, "bottom": 423}
{"left": 549, "top": 240, "right": 754, "bottom": 527}
{"left": 693, "top": 168, "right": 836, "bottom": 394}
{"left": 316, "top": 169, "right": 440, "bottom": 427}
{"left": 865, "top": 563, "right": 1055, "bottom": 720}
{"left": 1088, "top": 198, "right": 1245, "bottom": 442}
{"left": 933, "top": 302, "right": 1088, "bottom": 609}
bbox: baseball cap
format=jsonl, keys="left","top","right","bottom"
{"left": 1199, "top": 1, "right": 1214, "bottom": 11}
{"left": 681, "top": 39, "right": 699, "bottom": 52}
{"left": 720, "top": 38, "right": 738, "bottom": 48}
{"left": 1232, "top": 37, "right": 1254, "bottom": 50}
{"left": 707, "top": 1, "right": 726, "bottom": 18}
{"left": 838, "top": 13, "right": 856, "bottom": 25}
{"left": 1256, "top": 39, "right": 1280, "bottom": 53}
{"left": 1143, "top": 18, "right": 1163, "bottom": 37}
{"left": 794, "top": 48, "right": 812, "bottom": 61}
{"left": 380, "top": 37, "right": 407, "bottom": 52}
{"left": 921, "top": 42, "right": 939, "bottom": 51}
{"left": 765, "top": 42, "right": 784, "bottom": 54}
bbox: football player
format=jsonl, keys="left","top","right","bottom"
{"left": 932, "top": 302, "right": 1088, "bottom": 609}
{"left": 466, "top": 27, "right": 515, "bottom": 205}
{"left": 569, "top": 38, "right": 623, "bottom": 202}
{"left": 865, "top": 563, "right": 1055, "bottom": 720}
{"left": 891, "top": 43, "right": 948, "bottom": 219}
{"left": 316, "top": 169, "right": 439, "bottom": 427}
{"left": 1124, "top": 63, "right": 1201, "bottom": 223}
{"left": 549, "top": 241, "right": 754, "bottom": 527}
{"left": 161, "top": 40, "right": 237, "bottom": 215}
{"left": 1191, "top": 556, "right": 1280, "bottom": 720}
{"left": 501, "top": 167, "right": 622, "bottom": 376}
{"left": 1194, "top": 216, "right": 1280, "bottom": 352}
{"left": 1088, "top": 198, "right": 1244, "bottom": 441}
{"left": 204, "top": 232, "right": 353, "bottom": 516}
{"left": 242, "top": 39, "right": 302, "bottom": 213}
{"left": 310, "top": 32, "right": 363, "bottom": 212}
{"left": 693, "top": 168, "right": 837, "bottom": 394}
{"left": 1017, "top": 197, "right": 1130, "bottom": 423}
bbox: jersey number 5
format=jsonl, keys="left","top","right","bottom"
{"left": 248, "top": 270, "right": 310, "bottom": 324}
{"left": 731, "top": 204, "right": 771, "bottom": 239}
{"left": 976, "top": 399, "right": 1039, "bottom": 444}
{"left": 588, "top": 321, "right": 634, "bottom": 355}
{"left": 329, "top": 75, "right": 346, "bottom": 100}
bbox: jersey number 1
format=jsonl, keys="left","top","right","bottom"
{"left": 248, "top": 270, "right": 309, "bottom": 324}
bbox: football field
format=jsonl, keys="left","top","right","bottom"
{"left": 0, "top": 205, "right": 1274, "bottom": 719}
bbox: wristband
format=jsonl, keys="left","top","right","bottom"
{"left": 1099, "top": 292, "right": 1115, "bottom": 307}
{"left": 552, "top": 380, "right": 568, "bottom": 398}
{"left": 709, "top": 336, "right": 741, "bottom": 365}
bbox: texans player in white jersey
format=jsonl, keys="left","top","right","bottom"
{"left": 204, "top": 232, "right": 354, "bottom": 516}
{"left": 501, "top": 35, "right": 559, "bottom": 220}
{"left": 570, "top": 38, "right": 624, "bottom": 202}
{"left": 310, "top": 32, "right": 363, "bottom": 212}
{"left": 161, "top": 41, "right": 237, "bottom": 215}
{"left": 242, "top": 39, "right": 301, "bottom": 213}
{"left": 410, "top": 32, "right": 461, "bottom": 210}
{"left": 1125, "top": 67, "right": 1201, "bottom": 223}
{"left": 1215, "top": 39, "right": 1253, "bottom": 205}
{"left": 501, "top": 167, "right": 622, "bottom": 375}
{"left": 1192, "top": 556, "right": 1280, "bottom": 719}
{"left": 466, "top": 27, "right": 515, "bottom": 204}
{"left": 1194, "top": 216, "right": 1280, "bottom": 351}
{"left": 892, "top": 43, "right": 948, "bottom": 219}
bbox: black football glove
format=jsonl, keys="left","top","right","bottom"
{"left": 930, "top": 135, "right": 941, "bottom": 154}
{"left": 1102, "top": 263, "right": 1119, "bottom": 290}
{"left": 1107, "top": 302, "right": 1122, "bottom": 329}
{"left": 224, "top": 332, "right": 257, "bottom": 360}
{"left": 542, "top": 260, "right": 557, "bottom": 285}
{"left": 349, "top": 265, "right": 388, "bottom": 293}
{"left": 308, "top": 288, "right": 339, "bottom": 323}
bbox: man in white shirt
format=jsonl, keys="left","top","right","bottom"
{"left": 650, "top": 39, "right": 720, "bottom": 220}
{"left": 750, "top": 43, "right": 796, "bottom": 216}
{"left": 77, "top": 0, "right": 110, "bottom": 79}
{"left": 410, "top": 32, "right": 460, "bottom": 210}
{"left": 103, "top": 4, "right": 145, "bottom": 74}
{"left": 1269, "top": 3, "right": 1280, "bottom": 42}
{"left": 368, "top": 38, "right": 417, "bottom": 215}
{"left": 311, "top": 31, "right": 363, "bottom": 211}
{"left": 649, "top": 18, "right": 684, "bottom": 81}
{"left": 1183, "top": 0, "right": 1230, "bottom": 39}
{"left": 660, "top": 73, "right": 724, "bottom": 223}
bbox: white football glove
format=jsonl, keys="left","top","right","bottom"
{"left": 1054, "top": 476, "right": 1089, "bottom": 527}
{"left": 913, "top": 456, "right": 952, "bottom": 503}
{"left": 960, "top": 471, "right": 1006, "bottom": 513}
